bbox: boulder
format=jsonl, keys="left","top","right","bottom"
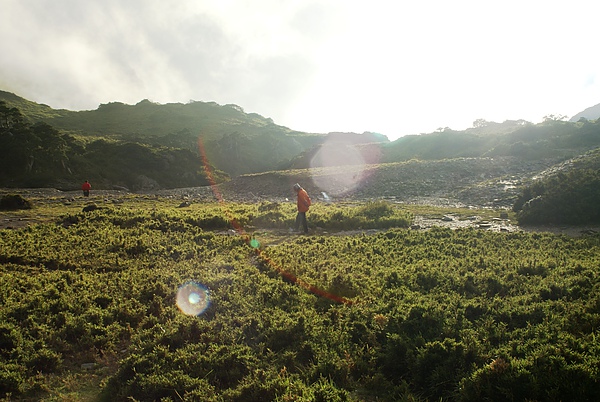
{"left": 135, "top": 175, "right": 161, "bottom": 191}
{"left": 82, "top": 204, "right": 99, "bottom": 212}
{"left": 0, "top": 194, "right": 32, "bottom": 210}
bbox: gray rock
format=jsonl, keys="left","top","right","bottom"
{"left": 82, "top": 204, "right": 99, "bottom": 212}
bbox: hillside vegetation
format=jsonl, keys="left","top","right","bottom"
{"left": 513, "top": 148, "right": 600, "bottom": 224}
{"left": 382, "top": 117, "right": 600, "bottom": 162}
{"left": 2, "top": 89, "right": 600, "bottom": 223}
{"left": 0, "top": 100, "right": 227, "bottom": 190}
{"left": 0, "top": 91, "right": 328, "bottom": 177}
{"left": 2, "top": 90, "right": 600, "bottom": 178}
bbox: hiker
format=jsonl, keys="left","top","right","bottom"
{"left": 293, "top": 183, "right": 311, "bottom": 233}
{"left": 81, "top": 180, "right": 91, "bottom": 197}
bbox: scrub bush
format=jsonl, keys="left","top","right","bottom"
{"left": 0, "top": 202, "right": 599, "bottom": 400}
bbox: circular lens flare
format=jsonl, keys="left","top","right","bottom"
{"left": 309, "top": 139, "right": 375, "bottom": 196}
{"left": 197, "top": 138, "right": 353, "bottom": 305}
{"left": 177, "top": 282, "right": 210, "bottom": 316}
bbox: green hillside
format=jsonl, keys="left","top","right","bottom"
{"left": 3, "top": 91, "right": 600, "bottom": 172}
{"left": 0, "top": 100, "right": 227, "bottom": 190}
{"left": 512, "top": 148, "right": 600, "bottom": 225}
{"left": 0, "top": 90, "right": 298, "bottom": 138}
{"left": 0, "top": 91, "right": 331, "bottom": 176}
{"left": 2, "top": 89, "right": 600, "bottom": 220}
{"left": 381, "top": 118, "right": 600, "bottom": 162}
{"left": 0, "top": 90, "right": 70, "bottom": 121}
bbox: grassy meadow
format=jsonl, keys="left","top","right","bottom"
{"left": 0, "top": 196, "right": 599, "bottom": 401}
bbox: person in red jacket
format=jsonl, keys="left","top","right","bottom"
{"left": 81, "top": 180, "right": 91, "bottom": 197}
{"left": 293, "top": 183, "right": 311, "bottom": 233}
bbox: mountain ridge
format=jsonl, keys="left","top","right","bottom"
{"left": 570, "top": 102, "right": 600, "bottom": 122}
{"left": 1, "top": 89, "right": 600, "bottom": 211}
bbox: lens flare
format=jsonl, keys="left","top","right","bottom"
{"left": 197, "top": 138, "right": 353, "bottom": 305}
{"left": 176, "top": 281, "right": 210, "bottom": 316}
{"left": 309, "top": 140, "right": 373, "bottom": 196}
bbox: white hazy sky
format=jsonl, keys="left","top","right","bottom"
{"left": 1, "top": 0, "right": 599, "bottom": 140}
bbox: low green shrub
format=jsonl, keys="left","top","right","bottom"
{"left": 513, "top": 168, "right": 600, "bottom": 225}
{"left": 0, "top": 203, "right": 599, "bottom": 400}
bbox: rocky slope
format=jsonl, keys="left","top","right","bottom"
{"left": 217, "top": 156, "right": 560, "bottom": 208}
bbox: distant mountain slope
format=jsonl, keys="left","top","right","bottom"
{"left": 0, "top": 90, "right": 393, "bottom": 176}
{"left": 382, "top": 120, "right": 600, "bottom": 162}
{"left": 3, "top": 89, "right": 600, "bottom": 201}
{"left": 570, "top": 102, "right": 600, "bottom": 122}
{"left": 0, "top": 90, "right": 302, "bottom": 139}
{"left": 0, "top": 99, "right": 227, "bottom": 190}
{"left": 0, "top": 91, "right": 319, "bottom": 176}
{"left": 0, "top": 90, "right": 70, "bottom": 120}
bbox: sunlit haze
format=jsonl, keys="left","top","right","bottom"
{"left": 1, "top": 0, "right": 599, "bottom": 140}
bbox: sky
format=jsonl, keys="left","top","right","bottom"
{"left": 1, "top": 0, "right": 599, "bottom": 140}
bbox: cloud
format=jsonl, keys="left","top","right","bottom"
{"left": 1, "top": 0, "right": 325, "bottom": 118}
{"left": 1, "top": 0, "right": 599, "bottom": 139}
{"left": 1, "top": 1, "right": 190, "bottom": 107}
